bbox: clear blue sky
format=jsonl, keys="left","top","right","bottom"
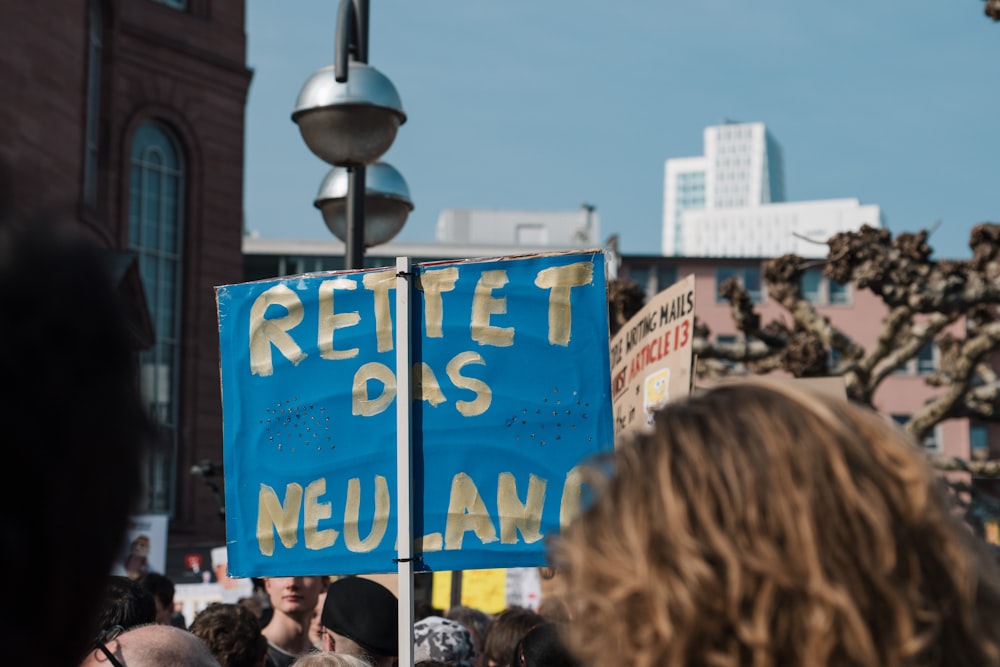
{"left": 244, "top": 0, "right": 998, "bottom": 260}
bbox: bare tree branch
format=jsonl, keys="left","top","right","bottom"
{"left": 614, "top": 224, "right": 1000, "bottom": 482}
{"left": 908, "top": 320, "right": 1000, "bottom": 441}
{"left": 685, "top": 223, "right": 1000, "bottom": 477}
{"left": 865, "top": 313, "right": 954, "bottom": 397}
{"left": 986, "top": 0, "right": 1000, "bottom": 21}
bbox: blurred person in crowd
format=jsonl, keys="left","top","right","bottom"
{"left": 415, "top": 600, "right": 442, "bottom": 622}
{"left": 309, "top": 588, "right": 329, "bottom": 649}
{"left": 511, "top": 623, "right": 579, "bottom": 667}
{"left": 536, "top": 596, "right": 571, "bottom": 625}
{"left": 137, "top": 571, "right": 177, "bottom": 625}
{"left": 253, "top": 577, "right": 275, "bottom": 626}
{"left": 414, "top": 616, "right": 477, "bottom": 667}
{"left": 240, "top": 594, "right": 269, "bottom": 622}
{"left": 290, "top": 651, "right": 371, "bottom": 667}
{"left": 262, "top": 576, "right": 329, "bottom": 667}
{"left": 94, "top": 575, "right": 157, "bottom": 634}
{"left": 0, "top": 161, "right": 154, "bottom": 665}
{"left": 481, "top": 607, "right": 543, "bottom": 667}
{"left": 212, "top": 545, "right": 257, "bottom": 602}
{"left": 320, "top": 576, "right": 398, "bottom": 667}
{"left": 190, "top": 602, "right": 269, "bottom": 667}
{"left": 80, "top": 623, "right": 220, "bottom": 666}
{"left": 554, "top": 380, "right": 1000, "bottom": 667}
{"left": 446, "top": 605, "right": 492, "bottom": 666}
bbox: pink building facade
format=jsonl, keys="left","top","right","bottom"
{"left": 621, "top": 254, "right": 996, "bottom": 463}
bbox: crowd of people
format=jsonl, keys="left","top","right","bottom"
{"left": 58, "top": 381, "right": 1000, "bottom": 667}
{"left": 83, "top": 566, "right": 578, "bottom": 667}
{"left": 10, "top": 166, "right": 1000, "bottom": 667}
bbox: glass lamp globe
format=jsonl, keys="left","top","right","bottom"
{"left": 292, "top": 62, "right": 406, "bottom": 167}
{"left": 314, "top": 161, "right": 414, "bottom": 247}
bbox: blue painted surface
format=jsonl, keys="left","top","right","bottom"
{"left": 216, "top": 251, "right": 614, "bottom": 576}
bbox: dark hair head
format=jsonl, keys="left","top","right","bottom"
{"left": 482, "top": 607, "right": 544, "bottom": 667}
{"left": 137, "top": 571, "right": 176, "bottom": 608}
{"left": 95, "top": 576, "right": 158, "bottom": 632}
{"left": 512, "top": 623, "right": 579, "bottom": 667}
{"left": 190, "top": 602, "right": 268, "bottom": 667}
{"left": 322, "top": 576, "right": 399, "bottom": 657}
{"left": 445, "top": 605, "right": 492, "bottom": 654}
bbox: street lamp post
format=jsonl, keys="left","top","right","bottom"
{"left": 291, "top": 10, "right": 416, "bottom": 663}
{"left": 292, "top": 0, "right": 409, "bottom": 269}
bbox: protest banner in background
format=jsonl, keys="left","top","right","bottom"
{"left": 609, "top": 274, "right": 696, "bottom": 441}
{"left": 112, "top": 514, "right": 169, "bottom": 579}
{"left": 216, "top": 250, "right": 614, "bottom": 577}
{"left": 431, "top": 569, "right": 506, "bottom": 614}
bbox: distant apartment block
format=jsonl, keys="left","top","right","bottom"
{"left": 662, "top": 121, "right": 881, "bottom": 257}
{"left": 436, "top": 206, "right": 600, "bottom": 248}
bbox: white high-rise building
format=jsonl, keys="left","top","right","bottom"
{"left": 662, "top": 121, "right": 881, "bottom": 257}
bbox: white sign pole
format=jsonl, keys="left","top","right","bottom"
{"left": 395, "top": 257, "right": 415, "bottom": 667}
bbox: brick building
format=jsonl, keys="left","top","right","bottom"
{"left": 1, "top": 0, "right": 251, "bottom": 573}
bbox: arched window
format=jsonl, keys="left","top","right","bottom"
{"left": 129, "top": 121, "right": 185, "bottom": 514}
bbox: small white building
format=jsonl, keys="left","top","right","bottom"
{"left": 436, "top": 206, "right": 600, "bottom": 248}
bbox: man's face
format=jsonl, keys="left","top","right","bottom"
{"left": 264, "top": 576, "right": 329, "bottom": 616}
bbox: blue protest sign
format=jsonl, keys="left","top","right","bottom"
{"left": 215, "top": 250, "right": 614, "bottom": 576}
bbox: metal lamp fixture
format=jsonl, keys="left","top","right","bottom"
{"left": 291, "top": 0, "right": 411, "bottom": 269}
{"left": 292, "top": 61, "right": 406, "bottom": 167}
{"left": 315, "top": 161, "right": 413, "bottom": 247}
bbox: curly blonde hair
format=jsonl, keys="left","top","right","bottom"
{"left": 552, "top": 381, "right": 1000, "bottom": 667}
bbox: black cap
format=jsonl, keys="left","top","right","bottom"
{"left": 321, "top": 576, "right": 399, "bottom": 657}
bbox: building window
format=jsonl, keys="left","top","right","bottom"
{"left": 625, "top": 264, "right": 679, "bottom": 298}
{"left": 971, "top": 423, "right": 991, "bottom": 461}
{"left": 627, "top": 265, "right": 651, "bottom": 296}
{"left": 829, "top": 279, "right": 849, "bottom": 305}
{"left": 655, "top": 266, "right": 678, "bottom": 293}
{"left": 801, "top": 268, "right": 850, "bottom": 305}
{"left": 83, "top": 0, "right": 104, "bottom": 207}
{"left": 716, "top": 333, "right": 742, "bottom": 369}
{"left": 716, "top": 266, "right": 762, "bottom": 303}
{"left": 916, "top": 342, "right": 936, "bottom": 374}
{"left": 129, "top": 121, "right": 185, "bottom": 515}
{"left": 891, "top": 414, "right": 940, "bottom": 452}
{"left": 802, "top": 268, "right": 822, "bottom": 303}
{"left": 828, "top": 346, "right": 842, "bottom": 371}
{"left": 890, "top": 341, "right": 936, "bottom": 376}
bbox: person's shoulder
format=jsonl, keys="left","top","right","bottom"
{"left": 266, "top": 642, "right": 300, "bottom": 667}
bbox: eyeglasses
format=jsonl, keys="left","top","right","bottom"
{"left": 93, "top": 625, "right": 126, "bottom": 667}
